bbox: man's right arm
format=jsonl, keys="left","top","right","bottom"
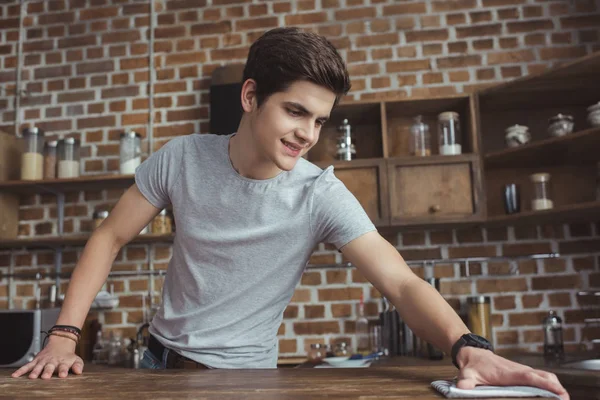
{"left": 12, "top": 184, "right": 161, "bottom": 380}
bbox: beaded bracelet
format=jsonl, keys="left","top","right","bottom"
{"left": 51, "top": 324, "right": 82, "bottom": 336}
{"left": 49, "top": 326, "right": 81, "bottom": 340}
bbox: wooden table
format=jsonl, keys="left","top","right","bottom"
{"left": 0, "top": 360, "right": 544, "bottom": 400}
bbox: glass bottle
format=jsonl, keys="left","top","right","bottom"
{"left": 20, "top": 127, "right": 45, "bottom": 180}
{"left": 334, "top": 342, "right": 349, "bottom": 357}
{"left": 356, "top": 294, "right": 370, "bottom": 355}
{"left": 43, "top": 140, "right": 57, "bottom": 180}
{"left": 308, "top": 343, "right": 325, "bottom": 363}
{"left": 57, "top": 137, "right": 80, "bottom": 178}
{"left": 409, "top": 115, "right": 431, "bottom": 157}
{"left": 467, "top": 296, "right": 492, "bottom": 340}
{"left": 530, "top": 173, "right": 553, "bottom": 211}
{"left": 119, "top": 131, "right": 142, "bottom": 175}
{"left": 438, "top": 112, "right": 462, "bottom": 155}
{"left": 543, "top": 311, "right": 564, "bottom": 358}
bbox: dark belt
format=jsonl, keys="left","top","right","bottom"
{"left": 148, "top": 335, "right": 209, "bottom": 370}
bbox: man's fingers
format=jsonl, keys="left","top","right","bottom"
{"left": 71, "top": 359, "right": 84, "bottom": 375}
{"left": 28, "top": 361, "right": 47, "bottom": 379}
{"left": 58, "top": 363, "right": 70, "bottom": 378}
{"left": 511, "top": 369, "right": 568, "bottom": 398}
{"left": 12, "top": 361, "right": 37, "bottom": 378}
{"left": 532, "top": 370, "right": 569, "bottom": 400}
{"left": 41, "top": 363, "right": 56, "bottom": 380}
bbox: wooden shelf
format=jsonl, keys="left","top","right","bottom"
{"left": 484, "top": 127, "right": 600, "bottom": 169}
{"left": 0, "top": 174, "right": 135, "bottom": 195}
{"left": 485, "top": 201, "right": 600, "bottom": 227}
{"left": 0, "top": 233, "right": 174, "bottom": 250}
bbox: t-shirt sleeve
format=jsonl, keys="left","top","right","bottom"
{"left": 134, "top": 137, "right": 185, "bottom": 209}
{"left": 310, "top": 166, "right": 377, "bottom": 250}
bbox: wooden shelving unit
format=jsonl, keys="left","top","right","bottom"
{"left": 0, "top": 174, "right": 134, "bottom": 195}
{"left": 485, "top": 201, "right": 600, "bottom": 227}
{"left": 0, "top": 233, "right": 174, "bottom": 250}
{"left": 484, "top": 127, "right": 600, "bottom": 169}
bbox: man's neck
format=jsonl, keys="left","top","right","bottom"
{"left": 228, "top": 123, "right": 283, "bottom": 180}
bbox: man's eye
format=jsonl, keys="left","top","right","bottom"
{"left": 287, "top": 109, "right": 302, "bottom": 117}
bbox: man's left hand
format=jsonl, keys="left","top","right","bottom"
{"left": 456, "top": 347, "right": 569, "bottom": 400}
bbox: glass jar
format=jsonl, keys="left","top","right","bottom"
{"left": 120, "top": 131, "right": 142, "bottom": 175}
{"left": 438, "top": 112, "right": 462, "bottom": 155}
{"left": 409, "top": 115, "right": 431, "bottom": 157}
{"left": 333, "top": 342, "right": 349, "bottom": 357}
{"left": 530, "top": 173, "right": 553, "bottom": 211}
{"left": 543, "top": 311, "right": 564, "bottom": 358}
{"left": 20, "top": 127, "right": 45, "bottom": 180}
{"left": 57, "top": 137, "right": 80, "bottom": 179}
{"left": 547, "top": 114, "right": 574, "bottom": 137}
{"left": 308, "top": 343, "right": 325, "bottom": 363}
{"left": 93, "top": 210, "right": 110, "bottom": 230}
{"left": 152, "top": 209, "right": 172, "bottom": 234}
{"left": 43, "top": 140, "right": 57, "bottom": 180}
{"left": 467, "top": 296, "right": 491, "bottom": 340}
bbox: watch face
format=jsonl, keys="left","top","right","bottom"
{"left": 469, "top": 334, "right": 492, "bottom": 348}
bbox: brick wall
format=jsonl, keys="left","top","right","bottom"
{"left": 1, "top": 0, "right": 599, "bottom": 359}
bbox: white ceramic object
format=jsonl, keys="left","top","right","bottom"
{"left": 322, "top": 356, "right": 350, "bottom": 366}
{"left": 588, "top": 110, "right": 600, "bottom": 127}
{"left": 505, "top": 125, "right": 531, "bottom": 148}
{"left": 93, "top": 291, "right": 120, "bottom": 309}
{"left": 322, "top": 358, "right": 371, "bottom": 368}
{"left": 587, "top": 102, "right": 600, "bottom": 114}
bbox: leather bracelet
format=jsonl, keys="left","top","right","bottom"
{"left": 49, "top": 332, "right": 78, "bottom": 344}
{"left": 51, "top": 324, "right": 82, "bottom": 336}
{"left": 49, "top": 327, "right": 81, "bottom": 340}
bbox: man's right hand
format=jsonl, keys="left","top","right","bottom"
{"left": 11, "top": 334, "right": 84, "bottom": 379}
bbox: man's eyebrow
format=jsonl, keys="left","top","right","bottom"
{"left": 284, "top": 101, "right": 329, "bottom": 122}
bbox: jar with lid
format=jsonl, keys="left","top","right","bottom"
{"left": 308, "top": 343, "right": 325, "bottom": 363}
{"left": 333, "top": 341, "right": 349, "bottom": 357}
{"left": 120, "top": 131, "right": 142, "bottom": 175}
{"left": 57, "top": 138, "right": 80, "bottom": 179}
{"left": 530, "top": 173, "right": 553, "bottom": 211}
{"left": 20, "top": 127, "right": 45, "bottom": 180}
{"left": 93, "top": 210, "right": 110, "bottom": 230}
{"left": 467, "top": 296, "right": 491, "bottom": 340}
{"left": 542, "top": 311, "right": 564, "bottom": 358}
{"left": 409, "top": 115, "right": 431, "bottom": 156}
{"left": 152, "top": 209, "right": 172, "bottom": 234}
{"left": 547, "top": 114, "right": 574, "bottom": 137}
{"left": 438, "top": 112, "right": 462, "bottom": 155}
{"left": 43, "top": 140, "right": 57, "bottom": 180}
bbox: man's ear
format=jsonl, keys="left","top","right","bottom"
{"left": 240, "top": 79, "right": 257, "bottom": 113}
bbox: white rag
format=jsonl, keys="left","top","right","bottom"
{"left": 431, "top": 380, "right": 561, "bottom": 399}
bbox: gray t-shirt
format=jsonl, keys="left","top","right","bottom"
{"left": 134, "top": 133, "right": 376, "bottom": 368}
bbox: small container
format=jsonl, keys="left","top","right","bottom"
{"left": 548, "top": 114, "right": 574, "bottom": 137}
{"left": 20, "top": 127, "right": 45, "bottom": 180}
{"left": 505, "top": 124, "right": 531, "bottom": 148}
{"left": 587, "top": 102, "right": 600, "bottom": 127}
{"left": 467, "top": 296, "right": 492, "bottom": 340}
{"left": 530, "top": 173, "right": 553, "bottom": 211}
{"left": 120, "top": 131, "right": 142, "bottom": 175}
{"left": 438, "top": 112, "right": 462, "bottom": 155}
{"left": 57, "top": 137, "right": 80, "bottom": 179}
{"left": 152, "top": 209, "right": 172, "bottom": 234}
{"left": 93, "top": 210, "right": 110, "bottom": 230}
{"left": 308, "top": 343, "right": 325, "bottom": 363}
{"left": 333, "top": 342, "right": 349, "bottom": 357}
{"left": 543, "top": 311, "right": 564, "bottom": 358}
{"left": 409, "top": 115, "right": 431, "bottom": 157}
{"left": 43, "top": 140, "right": 57, "bottom": 180}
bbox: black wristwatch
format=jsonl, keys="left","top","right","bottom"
{"left": 451, "top": 333, "right": 494, "bottom": 369}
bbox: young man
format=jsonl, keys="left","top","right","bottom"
{"left": 13, "top": 27, "right": 568, "bottom": 399}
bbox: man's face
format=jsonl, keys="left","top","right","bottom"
{"left": 247, "top": 80, "right": 336, "bottom": 172}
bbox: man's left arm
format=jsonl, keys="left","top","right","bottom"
{"left": 341, "top": 231, "right": 569, "bottom": 400}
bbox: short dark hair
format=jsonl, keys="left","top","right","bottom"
{"left": 243, "top": 27, "right": 351, "bottom": 108}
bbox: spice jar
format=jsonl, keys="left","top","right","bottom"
{"left": 152, "top": 209, "right": 172, "bottom": 234}
{"left": 119, "top": 131, "right": 142, "bottom": 175}
{"left": 43, "top": 140, "right": 57, "bottom": 179}
{"left": 93, "top": 210, "right": 109, "bottom": 230}
{"left": 409, "top": 115, "right": 431, "bottom": 157}
{"left": 438, "top": 112, "right": 462, "bottom": 155}
{"left": 57, "top": 138, "right": 80, "bottom": 179}
{"left": 530, "top": 173, "right": 553, "bottom": 211}
{"left": 334, "top": 342, "right": 349, "bottom": 357}
{"left": 308, "top": 343, "right": 325, "bottom": 363}
{"left": 542, "top": 311, "right": 564, "bottom": 358}
{"left": 20, "top": 127, "right": 45, "bottom": 180}
{"left": 467, "top": 296, "right": 491, "bottom": 340}
{"left": 547, "top": 114, "right": 574, "bottom": 137}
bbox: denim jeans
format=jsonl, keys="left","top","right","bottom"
{"left": 139, "top": 348, "right": 167, "bottom": 370}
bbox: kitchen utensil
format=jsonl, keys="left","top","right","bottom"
{"left": 503, "top": 183, "right": 520, "bottom": 214}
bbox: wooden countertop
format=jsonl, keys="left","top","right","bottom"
{"left": 0, "top": 354, "right": 595, "bottom": 399}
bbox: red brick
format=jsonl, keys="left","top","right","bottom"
{"left": 236, "top": 17, "right": 278, "bottom": 31}
{"left": 39, "top": 11, "right": 75, "bottom": 25}
{"left": 285, "top": 12, "right": 327, "bottom": 25}
{"left": 494, "top": 295, "right": 516, "bottom": 310}
{"left": 76, "top": 60, "right": 113, "bottom": 75}
{"left": 573, "top": 256, "right": 595, "bottom": 272}
{"left": 560, "top": 239, "right": 600, "bottom": 254}
{"left": 80, "top": 6, "right": 118, "bottom": 20}
{"left": 405, "top": 29, "right": 448, "bottom": 42}
{"left": 318, "top": 288, "right": 362, "bottom": 301}
{"left": 496, "top": 330, "right": 518, "bottom": 345}
{"left": 211, "top": 47, "right": 248, "bottom": 61}
{"left": 448, "top": 245, "right": 496, "bottom": 259}
{"left": 335, "top": 7, "right": 376, "bottom": 20}
{"left": 383, "top": 3, "right": 426, "bottom": 14}
{"left": 101, "top": 86, "right": 139, "bottom": 99}
{"left": 517, "top": 259, "right": 538, "bottom": 275}
{"left": 326, "top": 270, "right": 348, "bottom": 284}
{"left": 34, "top": 65, "right": 71, "bottom": 80}
{"left": 421, "top": 15, "right": 440, "bottom": 28}
{"left": 440, "top": 280, "right": 471, "bottom": 295}
{"left": 543, "top": 258, "right": 566, "bottom": 273}
{"left": 191, "top": 21, "right": 231, "bottom": 35}
{"left": 423, "top": 44, "right": 443, "bottom": 56}
{"left": 301, "top": 271, "right": 322, "bottom": 285}
{"left": 501, "top": 66, "right": 522, "bottom": 78}
{"left": 167, "top": 0, "right": 208, "bottom": 10}
{"left": 283, "top": 305, "right": 298, "bottom": 319}
{"left": 531, "top": 275, "right": 581, "bottom": 291}
{"left": 386, "top": 59, "right": 430, "bottom": 73}
{"left": 396, "top": 17, "right": 416, "bottom": 30}
{"left": 401, "top": 232, "right": 425, "bottom": 246}
{"left": 498, "top": 8, "right": 519, "bottom": 20}
{"left": 503, "top": 242, "right": 552, "bottom": 257}
{"left": 549, "top": 293, "right": 571, "bottom": 308}
{"left": 522, "top": 294, "right": 543, "bottom": 309}
{"left": 167, "top": 107, "right": 208, "bottom": 122}
{"left": 446, "top": 13, "right": 466, "bottom": 25}
{"left": 560, "top": 14, "right": 600, "bottom": 29}
{"left": 540, "top": 46, "right": 587, "bottom": 60}
{"left": 456, "top": 24, "right": 502, "bottom": 38}
{"left": 508, "top": 311, "right": 547, "bottom": 327}
{"left": 482, "top": 0, "right": 525, "bottom": 5}
{"left": 278, "top": 339, "right": 297, "bottom": 353}
{"left": 507, "top": 20, "right": 554, "bottom": 33}
{"left": 477, "top": 278, "right": 527, "bottom": 293}
{"left": 331, "top": 304, "right": 351, "bottom": 318}
{"left": 304, "top": 305, "right": 325, "bottom": 319}
{"left": 77, "top": 116, "right": 116, "bottom": 130}
{"left": 356, "top": 33, "right": 398, "bottom": 47}
{"left": 448, "top": 41, "right": 468, "bottom": 53}
{"left": 436, "top": 55, "right": 481, "bottom": 68}
{"left": 294, "top": 321, "right": 340, "bottom": 335}
{"left": 372, "top": 76, "right": 391, "bottom": 89}
{"left": 58, "top": 35, "right": 96, "bottom": 48}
